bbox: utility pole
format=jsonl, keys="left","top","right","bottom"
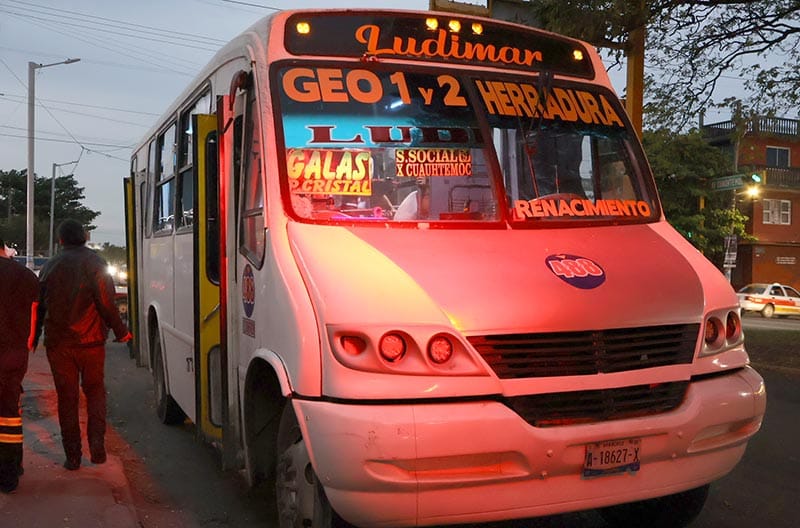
{"left": 625, "top": 1, "right": 646, "bottom": 136}
{"left": 26, "top": 58, "right": 80, "bottom": 268}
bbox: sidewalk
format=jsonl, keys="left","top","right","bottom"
{"left": 0, "top": 347, "right": 140, "bottom": 528}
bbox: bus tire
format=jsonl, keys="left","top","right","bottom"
{"left": 275, "top": 402, "right": 351, "bottom": 528}
{"left": 152, "top": 329, "right": 185, "bottom": 425}
{"left": 598, "top": 484, "right": 710, "bottom": 528}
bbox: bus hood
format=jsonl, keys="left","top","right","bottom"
{"left": 287, "top": 222, "right": 725, "bottom": 335}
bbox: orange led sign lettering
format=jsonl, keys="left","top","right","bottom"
{"left": 514, "top": 198, "right": 652, "bottom": 219}
{"left": 395, "top": 149, "right": 472, "bottom": 177}
{"left": 354, "top": 24, "right": 544, "bottom": 67}
{"left": 282, "top": 67, "right": 383, "bottom": 104}
{"left": 287, "top": 149, "right": 372, "bottom": 195}
{"left": 475, "top": 81, "right": 624, "bottom": 127}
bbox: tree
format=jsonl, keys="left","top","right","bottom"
{"left": 642, "top": 129, "right": 751, "bottom": 267}
{"left": 520, "top": 1, "right": 800, "bottom": 129}
{"left": 95, "top": 242, "right": 127, "bottom": 267}
{"left": 0, "top": 169, "right": 100, "bottom": 255}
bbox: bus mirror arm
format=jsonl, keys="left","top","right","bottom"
{"left": 228, "top": 70, "right": 253, "bottom": 111}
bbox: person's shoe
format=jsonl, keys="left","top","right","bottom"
{"left": 90, "top": 440, "right": 106, "bottom": 464}
{"left": 63, "top": 458, "right": 81, "bottom": 471}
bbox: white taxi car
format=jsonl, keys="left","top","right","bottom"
{"left": 738, "top": 282, "right": 800, "bottom": 318}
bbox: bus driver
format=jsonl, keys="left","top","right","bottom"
{"left": 393, "top": 177, "right": 431, "bottom": 220}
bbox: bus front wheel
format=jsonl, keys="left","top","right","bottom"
{"left": 276, "top": 402, "right": 349, "bottom": 528}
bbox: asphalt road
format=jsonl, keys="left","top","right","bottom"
{"left": 103, "top": 320, "right": 799, "bottom": 528}
{"left": 741, "top": 311, "right": 800, "bottom": 331}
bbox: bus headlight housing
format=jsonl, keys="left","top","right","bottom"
{"left": 701, "top": 308, "right": 743, "bottom": 356}
{"left": 328, "top": 325, "right": 487, "bottom": 376}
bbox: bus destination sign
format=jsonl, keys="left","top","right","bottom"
{"left": 284, "top": 12, "right": 594, "bottom": 78}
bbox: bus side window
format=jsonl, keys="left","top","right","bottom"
{"left": 153, "top": 123, "right": 177, "bottom": 235}
{"left": 238, "top": 90, "right": 265, "bottom": 266}
{"left": 177, "top": 107, "right": 195, "bottom": 231}
{"left": 177, "top": 91, "right": 211, "bottom": 231}
{"left": 145, "top": 140, "right": 156, "bottom": 238}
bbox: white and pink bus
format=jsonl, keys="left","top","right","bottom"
{"left": 125, "top": 9, "right": 766, "bottom": 528}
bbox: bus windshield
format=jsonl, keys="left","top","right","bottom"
{"left": 275, "top": 64, "right": 658, "bottom": 226}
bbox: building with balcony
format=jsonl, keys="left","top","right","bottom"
{"left": 702, "top": 116, "right": 800, "bottom": 289}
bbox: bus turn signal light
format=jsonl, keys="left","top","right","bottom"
{"left": 379, "top": 333, "right": 406, "bottom": 362}
{"left": 428, "top": 335, "right": 454, "bottom": 364}
{"left": 341, "top": 335, "right": 367, "bottom": 356}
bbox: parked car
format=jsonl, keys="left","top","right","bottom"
{"left": 114, "top": 284, "right": 128, "bottom": 326}
{"left": 737, "top": 282, "right": 800, "bottom": 318}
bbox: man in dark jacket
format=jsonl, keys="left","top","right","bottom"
{"left": 35, "top": 219, "right": 131, "bottom": 470}
{"left": 0, "top": 234, "right": 39, "bottom": 492}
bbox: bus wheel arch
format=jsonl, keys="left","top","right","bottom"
{"left": 243, "top": 358, "right": 286, "bottom": 488}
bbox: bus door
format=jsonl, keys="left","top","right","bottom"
{"left": 215, "top": 90, "right": 242, "bottom": 468}
{"left": 192, "top": 113, "right": 224, "bottom": 442}
{"left": 122, "top": 175, "right": 139, "bottom": 360}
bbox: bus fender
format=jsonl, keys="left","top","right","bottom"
{"left": 244, "top": 349, "right": 293, "bottom": 397}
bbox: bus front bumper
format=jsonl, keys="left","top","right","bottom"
{"left": 295, "top": 366, "right": 765, "bottom": 527}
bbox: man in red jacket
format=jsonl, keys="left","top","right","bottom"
{"left": 0, "top": 234, "right": 39, "bottom": 492}
{"left": 35, "top": 219, "right": 131, "bottom": 470}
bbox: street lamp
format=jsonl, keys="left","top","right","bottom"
{"left": 50, "top": 160, "right": 78, "bottom": 257}
{"left": 26, "top": 57, "right": 80, "bottom": 268}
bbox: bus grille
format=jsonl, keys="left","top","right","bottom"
{"left": 468, "top": 324, "right": 699, "bottom": 379}
{"left": 505, "top": 381, "right": 689, "bottom": 427}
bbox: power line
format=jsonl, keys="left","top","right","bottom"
{"left": 3, "top": 0, "right": 229, "bottom": 44}
{"left": 0, "top": 45, "right": 196, "bottom": 78}
{"left": 1, "top": 47, "right": 140, "bottom": 162}
{"left": 0, "top": 57, "right": 137, "bottom": 153}
{"left": 3, "top": 12, "right": 201, "bottom": 76}
{"left": 1, "top": 124, "right": 139, "bottom": 143}
{"left": 0, "top": 132, "right": 132, "bottom": 149}
{"left": 0, "top": 9, "right": 216, "bottom": 73}
{"left": 0, "top": 9, "right": 220, "bottom": 53}
{"left": 0, "top": 92, "right": 160, "bottom": 117}
{"left": 1, "top": 99, "right": 152, "bottom": 126}
{"left": 0, "top": 121, "right": 132, "bottom": 148}
{"left": 214, "top": 0, "right": 281, "bottom": 10}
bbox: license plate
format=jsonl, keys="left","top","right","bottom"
{"left": 583, "top": 437, "right": 641, "bottom": 478}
